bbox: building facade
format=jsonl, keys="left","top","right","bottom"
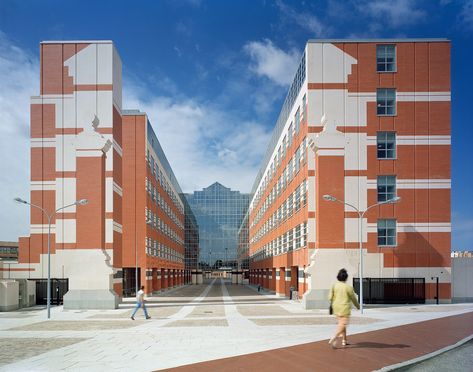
{"left": 186, "top": 183, "right": 250, "bottom": 269}
{"left": 6, "top": 41, "right": 195, "bottom": 308}
{"left": 121, "top": 111, "right": 194, "bottom": 296}
{"left": 246, "top": 39, "right": 451, "bottom": 306}
{"left": 182, "top": 195, "right": 200, "bottom": 272}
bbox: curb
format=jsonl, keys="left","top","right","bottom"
{"left": 375, "top": 333, "right": 473, "bottom": 371}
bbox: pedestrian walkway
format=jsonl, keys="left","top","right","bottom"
{"left": 0, "top": 279, "right": 471, "bottom": 371}
{"left": 163, "top": 311, "right": 473, "bottom": 372}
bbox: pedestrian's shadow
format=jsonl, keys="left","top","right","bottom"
{"left": 346, "top": 342, "right": 410, "bottom": 349}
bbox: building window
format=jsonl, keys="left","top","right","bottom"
{"left": 302, "top": 94, "right": 306, "bottom": 123}
{"left": 378, "top": 219, "right": 397, "bottom": 246}
{"left": 377, "top": 45, "right": 396, "bottom": 72}
{"left": 377, "top": 175, "right": 396, "bottom": 202}
{"left": 377, "top": 88, "right": 396, "bottom": 116}
{"left": 377, "top": 132, "right": 396, "bottom": 159}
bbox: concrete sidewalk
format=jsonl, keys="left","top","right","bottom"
{"left": 164, "top": 311, "right": 473, "bottom": 372}
{"left": 0, "top": 280, "right": 472, "bottom": 371}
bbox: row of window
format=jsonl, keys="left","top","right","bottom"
{"left": 252, "top": 139, "right": 308, "bottom": 226}
{"left": 146, "top": 150, "right": 184, "bottom": 215}
{"left": 252, "top": 106, "right": 307, "bottom": 213}
{"left": 251, "top": 222, "right": 308, "bottom": 262}
{"left": 145, "top": 207, "right": 184, "bottom": 246}
{"left": 146, "top": 178, "right": 184, "bottom": 230}
{"left": 377, "top": 131, "right": 396, "bottom": 159}
{"left": 145, "top": 237, "right": 184, "bottom": 263}
{"left": 251, "top": 180, "right": 308, "bottom": 245}
{"left": 377, "top": 44, "right": 396, "bottom": 72}
{"left": 250, "top": 219, "right": 397, "bottom": 254}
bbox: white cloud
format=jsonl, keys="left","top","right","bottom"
{"left": 0, "top": 33, "right": 272, "bottom": 243}
{"left": 0, "top": 32, "right": 38, "bottom": 241}
{"left": 244, "top": 39, "right": 300, "bottom": 86}
{"left": 123, "top": 76, "right": 272, "bottom": 194}
{"left": 363, "top": 0, "right": 426, "bottom": 27}
{"left": 459, "top": 0, "right": 473, "bottom": 30}
{"left": 275, "top": 0, "right": 327, "bottom": 36}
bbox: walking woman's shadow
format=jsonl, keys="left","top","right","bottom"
{"left": 345, "top": 342, "right": 411, "bottom": 349}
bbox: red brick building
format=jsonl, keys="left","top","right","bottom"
{"left": 247, "top": 39, "right": 451, "bottom": 306}
{"left": 6, "top": 41, "right": 194, "bottom": 308}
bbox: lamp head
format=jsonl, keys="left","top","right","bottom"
{"left": 388, "top": 196, "right": 401, "bottom": 204}
{"left": 14, "top": 197, "right": 28, "bottom": 204}
{"left": 76, "top": 199, "right": 88, "bottom": 205}
{"left": 323, "top": 194, "right": 337, "bottom": 202}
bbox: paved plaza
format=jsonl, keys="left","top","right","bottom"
{"left": 0, "top": 279, "right": 472, "bottom": 371}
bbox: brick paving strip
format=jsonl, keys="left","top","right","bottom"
{"left": 162, "top": 311, "right": 473, "bottom": 372}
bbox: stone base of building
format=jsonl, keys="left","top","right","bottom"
{"left": 0, "top": 303, "right": 19, "bottom": 312}
{"left": 63, "top": 289, "right": 119, "bottom": 310}
{"left": 425, "top": 299, "right": 453, "bottom": 305}
{"left": 302, "top": 289, "right": 330, "bottom": 309}
{"left": 452, "top": 297, "right": 473, "bottom": 303}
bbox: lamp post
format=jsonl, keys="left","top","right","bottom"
{"left": 322, "top": 194, "right": 400, "bottom": 314}
{"left": 14, "top": 197, "right": 88, "bottom": 319}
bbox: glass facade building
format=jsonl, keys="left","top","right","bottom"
{"left": 181, "top": 194, "right": 200, "bottom": 271}
{"left": 185, "top": 183, "right": 250, "bottom": 269}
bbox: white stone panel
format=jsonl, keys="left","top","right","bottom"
{"left": 307, "top": 43, "right": 357, "bottom": 84}
{"left": 97, "top": 91, "right": 113, "bottom": 127}
{"left": 323, "top": 43, "right": 345, "bottom": 83}
{"left": 62, "top": 95, "right": 76, "bottom": 128}
{"left": 308, "top": 90, "right": 323, "bottom": 127}
{"left": 105, "top": 177, "right": 113, "bottom": 213}
{"left": 112, "top": 45, "right": 122, "bottom": 109}
{"left": 53, "top": 99, "right": 63, "bottom": 129}
{"left": 307, "top": 43, "right": 323, "bottom": 83}
{"left": 104, "top": 137, "right": 114, "bottom": 172}
{"left": 345, "top": 133, "right": 368, "bottom": 170}
{"left": 56, "top": 135, "right": 77, "bottom": 172}
{"left": 105, "top": 218, "right": 114, "bottom": 243}
{"left": 97, "top": 43, "right": 113, "bottom": 85}
{"left": 308, "top": 176, "right": 316, "bottom": 212}
{"left": 55, "top": 178, "right": 77, "bottom": 213}
{"left": 76, "top": 91, "right": 98, "bottom": 130}
{"left": 366, "top": 222, "right": 451, "bottom": 233}
{"left": 30, "top": 224, "right": 55, "bottom": 234}
{"left": 344, "top": 176, "right": 367, "bottom": 211}
{"left": 75, "top": 44, "right": 97, "bottom": 85}
{"left": 344, "top": 217, "right": 368, "bottom": 243}
{"left": 367, "top": 135, "right": 451, "bottom": 146}
{"left": 55, "top": 219, "right": 76, "bottom": 243}
{"left": 31, "top": 138, "right": 56, "bottom": 148}
{"left": 60, "top": 249, "right": 115, "bottom": 290}
{"left": 308, "top": 218, "right": 316, "bottom": 243}
{"left": 31, "top": 181, "right": 55, "bottom": 191}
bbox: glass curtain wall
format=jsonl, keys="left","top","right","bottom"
{"left": 185, "top": 182, "right": 250, "bottom": 270}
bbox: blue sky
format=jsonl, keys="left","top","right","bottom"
{"left": 0, "top": 0, "right": 472, "bottom": 250}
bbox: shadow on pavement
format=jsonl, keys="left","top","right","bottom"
{"left": 347, "top": 342, "right": 411, "bottom": 349}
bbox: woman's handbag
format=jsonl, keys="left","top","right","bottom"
{"left": 329, "top": 285, "right": 334, "bottom": 314}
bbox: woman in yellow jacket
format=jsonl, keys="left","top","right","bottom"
{"left": 328, "top": 268, "right": 360, "bottom": 347}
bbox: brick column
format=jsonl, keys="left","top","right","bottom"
{"left": 63, "top": 122, "right": 119, "bottom": 309}
{"left": 303, "top": 115, "right": 347, "bottom": 309}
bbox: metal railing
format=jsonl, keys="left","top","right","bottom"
{"left": 353, "top": 277, "right": 425, "bottom": 304}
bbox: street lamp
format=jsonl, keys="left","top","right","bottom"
{"left": 322, "top": 194, "right": 400, "bottom": 314}
{"left": 14, "top": 197, "right": 88, "bottom": 319}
